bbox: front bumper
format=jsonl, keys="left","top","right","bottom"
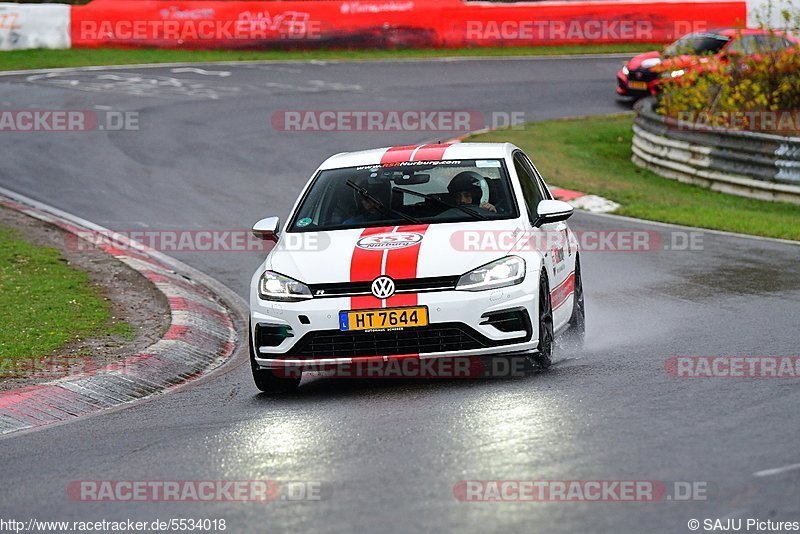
{"left": 616, "top": 69, "right": 658, "bottom": 97}
{"left": 250, "top": 278, "right": 540, "bottom": 369}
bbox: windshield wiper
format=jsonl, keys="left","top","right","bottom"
{"left": 345, "top": 180, "right": 421, "bottom": 224}
{"left": 392, "top": 186, "right": 488, "bottom": 221}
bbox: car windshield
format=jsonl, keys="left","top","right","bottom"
{"left": 664, "top": 33, "right": 730, "bottom": 56}
{"left": 288, "top": 159, "right": 518, "bottom": 232}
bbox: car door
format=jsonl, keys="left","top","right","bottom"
{"left": 512, "top": 151, "right": 557, "bottom": 298}
{"left": 517, "top": 152, "right": 573, "bottom": 328}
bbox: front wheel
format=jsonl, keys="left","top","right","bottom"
{"left": 529, "top": 269, "right": 554, "bottom": 369}
{"left": 565, "top": 255, "right": 586, "bottom": 346}
{"left": 250, "top": 327, "right": 300, "bottom": 393}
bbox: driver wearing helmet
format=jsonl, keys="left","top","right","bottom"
{"left": 447, "top": 171, "right": 496, "bottom": 213}
{"left": 343, "top": 179, "right": 390, "bottom": 224}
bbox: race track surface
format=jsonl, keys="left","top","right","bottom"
{"left": 1, "top": 56, "right": 799, "bottom": 533}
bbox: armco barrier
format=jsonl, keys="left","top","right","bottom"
{"left": 632, "top": 97, "right": 800, "bottom": 204}
{"left": 69, "top": 0, "right": 747, "bottom": 49}
{"left": 0, "top": 2, "right": 70, "bottom": 50}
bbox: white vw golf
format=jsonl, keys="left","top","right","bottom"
{"left": 249, "top": 143, "right": 584, "bottom": 392}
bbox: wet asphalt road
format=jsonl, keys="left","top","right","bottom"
{"left": 0, "top": 56, "right": 799, "bottom": 533}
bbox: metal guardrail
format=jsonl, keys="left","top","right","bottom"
{"left": 631, "top": 97, "right": 800, "bottom": 204}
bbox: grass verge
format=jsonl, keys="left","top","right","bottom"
{"left": 0, "top": 224, "right": 130, "bottom": 363}
{"left": 468, "top": 113, "right": 800, "bottom": 241}
{"left": 0, "top": 44, "right": 646, "bottom": 71}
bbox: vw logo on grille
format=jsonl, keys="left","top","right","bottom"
{"left": 371, "top": 276, "right": 396, "bottom": 299}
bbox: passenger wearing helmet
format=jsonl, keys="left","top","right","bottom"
{"left": 447, "top": 171, "right": 496, "bottom": 213}
{"left": 343, "top": 179, "right": 390, "bottom": 224}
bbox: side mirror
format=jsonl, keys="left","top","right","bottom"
{"left": 533, "top": 200, "right": 573, "bottom": 228}
{"left": 252, "top": 217, "right": 281, "bottom": 242}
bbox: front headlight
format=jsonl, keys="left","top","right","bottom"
{"left": 456, "top": 256, "right": 526, "bottom": 292}
{"left": 622, "top": 65, "right": 629, "bottom": 75}
{"left": 258, "top": 271, "right": 312, "bottom": 301}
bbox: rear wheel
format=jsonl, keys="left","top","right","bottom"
{"left": 250, "top": 325, "right": 300, "bottom": 393}
{"left": 530, "top": 269, "right": 554, "bottom": 369}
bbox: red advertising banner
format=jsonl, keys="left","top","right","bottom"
{"left": 70, "top": 0, "right": 747, "bottom": 49}
{"left": 440, "top": 1, "right": 747, "bottom": 45}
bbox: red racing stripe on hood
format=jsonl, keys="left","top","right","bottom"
{"left": 384, "top": 224, "right": 429, "bottom": 308}
{"left": 350, "top": 226, "right": 392, "bottom": 310}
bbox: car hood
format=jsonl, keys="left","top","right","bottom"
{"left": 628, "top": 50, "right": 711, "bottom": 74}
{"left": 627, "top": 50, "right": 661, "bottom": 70}
{"left": 267, "top": 219, "right": 529, "bottom": 285}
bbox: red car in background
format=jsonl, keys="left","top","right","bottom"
{"left": 616, "top": 28, "right": 798, "bottom": 98}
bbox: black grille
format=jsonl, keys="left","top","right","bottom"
{"left": 629, "top": 68, "right": 659, "bottom": 83}
{"left": 256, "top": 323, "right": 294, "bottom": 347}
{"left": 480, "top": 308, "right": 532, "bottom": 334}
{"left": 286, "top": 323, "right": 526, "bottom": 359}
{"left": 308, "top": 276, "right": 459, "bottom": 298}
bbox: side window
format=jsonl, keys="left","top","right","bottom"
{"left": 728, "top": 35, "right": 758, "bottom": 55}
{"left": 538, "top": 176, "right": 553, "bottom": 200}
{"left": 755, "top": 34, "right": 792, "bottom": 52}
{"left": 513, "top": 153, "right": 542, "bottom": 221}
{"left": 726, "top": 37, "right": 744, "bottom": 55}
{"left": 524, "top": 156, "right": 554, "bottom": 200}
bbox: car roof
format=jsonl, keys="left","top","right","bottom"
{"left": 711, "top": 27, "right": 784, "bottom": 37}
{"left": 319, "top": 143, "right": 516, "bottom": 170}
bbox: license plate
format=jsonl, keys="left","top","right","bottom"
{"left": 628, "top": 81, "right": 648, "bottom": 90}
{"left": 339, "top": 306, "right": 429, "bottom": 332}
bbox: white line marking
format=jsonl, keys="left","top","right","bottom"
{"left": 753, "top": 463, "right": 800, "bottom": 477}
{"left": 170, "top": 67, "right": 232, "bottom": 77}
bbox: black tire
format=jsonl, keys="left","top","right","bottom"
{"left": 566, "top": 255, "right": 586, "bottom": 346}
{"left": 530, "top": 269, "right": 554, "bottom": 369}
{"left": 250, "top": 326, "right": 300, "bottom": 393}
